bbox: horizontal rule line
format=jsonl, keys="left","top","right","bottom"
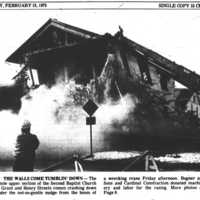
{"left": 1, "top": 1, "right": 200, "bottom": 2}
{"left": 1, "top": 1, "right": 200, "bottom": 10}
{"left": 1, "top": 8, "right": 200, "bottom": 10}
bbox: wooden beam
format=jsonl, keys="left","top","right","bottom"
{"left": 28, "top": 66, "right": 35, "bottom": 86}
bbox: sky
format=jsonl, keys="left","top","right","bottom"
{"left": 1, "top": 10, "right": 200, "bottom": 86}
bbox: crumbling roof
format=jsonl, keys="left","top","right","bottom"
{"left": 121, "top": 37, "right": 200, "bottom": 91}
{"left": 6, "top": 18, "right": 100, "bottom": 64}
{"left": 6, "top": 19, "right": 200, "bottom": 92}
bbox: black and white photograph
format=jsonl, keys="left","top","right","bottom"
{"left": 1, "top": 9, "right": 200, "bottom": 172}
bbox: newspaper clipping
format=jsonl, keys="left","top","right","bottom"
{"left": 1, "top": 1, "right": 200, "bottom": 199}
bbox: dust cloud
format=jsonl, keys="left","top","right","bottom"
{"left": 0, "top": 81, "right": 136, "bottom": 161}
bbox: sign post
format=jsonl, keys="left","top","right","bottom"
{"left": 90, "top": 121, "right": 93, "bottom": 156}
{"left": 83, "top": 99, "right": 98, "bottom": 157}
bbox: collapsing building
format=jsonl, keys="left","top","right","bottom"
{"left": 6, "top": 19, "right": 200, "bottom": 142}
{"left": 6, "top": 19, "right": 200, "bottom": 109}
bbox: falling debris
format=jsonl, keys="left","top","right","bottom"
{"left": 1, "top": 18, "right": 200, "bottom": 171}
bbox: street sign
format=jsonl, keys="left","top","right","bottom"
{"left": 86, "top": 116, "right": 96, "bottom": 125}
{"left": 83, "top": 99, "right": 98, "bottom": 116}
{"left": 83, "top": 99, "right": 99, "bottom": 157}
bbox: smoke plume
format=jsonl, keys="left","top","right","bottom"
{"left": 0, "top": 80, "right": 136, "bottom": 164}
